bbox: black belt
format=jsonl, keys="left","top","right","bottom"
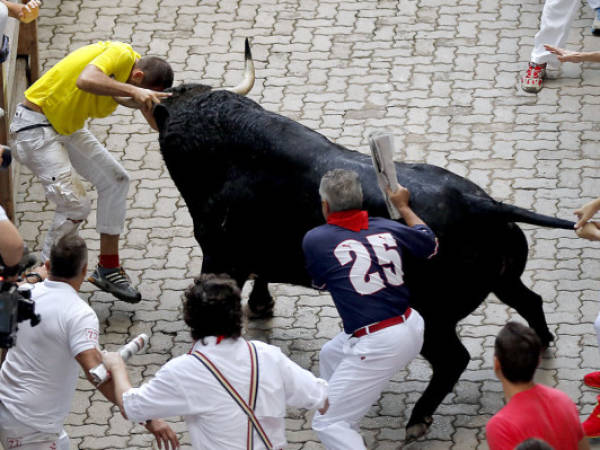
{"left": 13, "top": 123, "right": 52, "bottom": 133}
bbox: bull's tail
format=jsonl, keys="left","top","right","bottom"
{"left": 463, "top": 193, "right": 575, "bottom": 229}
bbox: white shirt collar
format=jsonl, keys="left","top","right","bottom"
{"left": 192, "top": 336, "right": 241, "bottom": 351}
{"left": 42, "top": 279, "right": 78, "bottom": 295}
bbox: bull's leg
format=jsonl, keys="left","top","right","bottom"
{"left": 493, "top": 280, "right": 554, "bottom": 347}
{"left": 405, "top": 324, "right": 470, "bottom": 443}
{"left": 490, "top": 223, "right": 554, "bottom": 347}
{"left": 247, "top": 275, "right": 275, "bottom": 318}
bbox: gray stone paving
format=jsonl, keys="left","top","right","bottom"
{"left": 11, "top": 0, "right": 600, "bottom": 448}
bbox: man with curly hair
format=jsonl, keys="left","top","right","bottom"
{"left": 103, "top": 273, "right": 329, "bottom": 450}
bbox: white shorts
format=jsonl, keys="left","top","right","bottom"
{"left": 0, "top": 402, "right": 69, "bottom": 450}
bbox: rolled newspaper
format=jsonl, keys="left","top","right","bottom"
{"left": 369, "top": 131, "right": 400, "bottom": 219}
{"left": 89, "top": 333, "right": 149, "bottom": 386}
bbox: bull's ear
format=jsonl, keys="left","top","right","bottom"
{"left": 153, "top": 104, "right": 170, "bottom": 131}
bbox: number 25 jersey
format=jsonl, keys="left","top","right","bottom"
{"left": 302, "top": 216, "right": 437, "bottom": 334}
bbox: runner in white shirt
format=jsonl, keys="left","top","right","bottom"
{"left": 103, "top": 273, "right": 329, "bottom": 450}
{"left": 0, "top": 234, "right": 178, "bottom": 450}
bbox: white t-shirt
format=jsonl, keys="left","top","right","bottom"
{"left": 0, "top": 205, "right": 7, "bottom": 222}
{"left": 0, "top": 280, "right": 99, "bottom": 433}
{"left": 123, "top": 337, "right": 328, "bottom": 450}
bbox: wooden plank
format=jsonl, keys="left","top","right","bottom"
{"left": 0, "top": 65, "right": 12, "bottom": 221}
{"left": 17, "top": 19, "right": 38, "bottom": 82}
{"left": 0, "top": 16, "right": 39, "bottom": 222}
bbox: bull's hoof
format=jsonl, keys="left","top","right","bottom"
{"left": 405, "top": 416, "right": 433, "bottom": 444}
{"left": 538, "top": 331, "right": 554, "bottom": 349}
{"left": 247, "top": 301, "right": 274, "bottom": 319}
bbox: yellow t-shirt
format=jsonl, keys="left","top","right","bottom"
{"left": 25, "top": 41, "right": 141, "bottom": 135}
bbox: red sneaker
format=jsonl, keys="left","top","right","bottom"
{"left": 583, "top": 399, "right": 600, "bottom": 438}
{"left": 584, "top": 371, "right": 600, "bottom": 390}
{"left": 521, "top": 62, "right": 547, "bottom": 93}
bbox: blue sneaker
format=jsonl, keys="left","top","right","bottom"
{"left": 592, "top": 8, "right": 600, "bottom": 36}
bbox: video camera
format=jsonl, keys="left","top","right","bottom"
{"left": 0, "top": 248, "right": 41, "bottom": 348}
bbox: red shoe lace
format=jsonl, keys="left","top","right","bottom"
{"left": 526, "top": 63, "right": 545, "bottom": 79}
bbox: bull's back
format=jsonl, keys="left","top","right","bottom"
{"left": 157, "top": 89, "right": 510, "bottom": 294}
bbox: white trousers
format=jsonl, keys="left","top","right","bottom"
{"left": 532, "top": 0, "right": 600, "bottom": 64}
{"left": 312, "top": 309, "right": 425, "bottom": 450}
{"left": 0, "top": 402, "right": 69, "bottom": 450}
{"left": 10, "top": 105, "right": 130, "bottom": 261}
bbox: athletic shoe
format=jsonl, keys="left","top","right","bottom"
{"left": 88, "top": 265, "right": 142, "bottom": 303}
{"left": 583, "top": 397, "right": 600, "bottom": 437}
{"left": 592, "top": 8, "right": 600, "bottom": 36}
{"left": 521, "top": 62, "right": 547, "bottom": 93}
{"left": 585, "top": 371, "right": 600, "bottom": 390}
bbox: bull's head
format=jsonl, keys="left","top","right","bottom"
{"left": 153, "top": 38, "right": 255, "bottom": 132}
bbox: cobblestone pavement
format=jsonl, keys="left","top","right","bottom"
{"left": 11, "top": 0, "right": 600, "bottom": 448}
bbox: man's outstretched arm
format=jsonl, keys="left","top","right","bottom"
{"left": 113, "top": 96, "right": 160, "bottom": 130}
{"left": 80, "top": 350, "right": 180, "bottom": 450}
{"left": 387, "top": 185, "right": 427, "bottom": 228}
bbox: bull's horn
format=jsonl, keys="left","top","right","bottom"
{"left": 227, "top": 38, "right": 255, "bottom": 96}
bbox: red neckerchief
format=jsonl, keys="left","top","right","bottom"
{"left": 188, "top": 335, "right": 226, "bottom": 354}
{"left": 327, "top": 210, "right": 369, "bottom": 232}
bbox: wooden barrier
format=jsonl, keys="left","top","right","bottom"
{"left": 0, "top": 16, "right": 38, "bottom": 222}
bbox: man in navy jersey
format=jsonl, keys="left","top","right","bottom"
{"left": 303, "top": 168, "right": 438, "bottom": 449}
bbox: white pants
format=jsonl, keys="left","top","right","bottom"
{"left": 0, "top": 402, "right": 69, "bottom": 450}
{"left": 312, "top": 309, "right": 425, "bottom": 450}
{"left": 532, "top": 0, "right": 600, "bottom": 64}
{"left": 10, "top": 105, "right": 129, "bottom": 261}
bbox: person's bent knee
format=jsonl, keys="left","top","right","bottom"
{"left": 113, "top": 168, "right": 130, "bottom": 191}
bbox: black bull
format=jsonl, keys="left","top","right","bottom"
{"left": 154, "top": 86, "right": 574, "bottom": 441}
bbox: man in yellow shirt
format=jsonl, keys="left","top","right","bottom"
{"left": 9, "top": 41, "right": 173, "bottom": 303}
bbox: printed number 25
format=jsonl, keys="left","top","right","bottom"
{"left": 334, "top": 232, "right": 403, "bottom": 295}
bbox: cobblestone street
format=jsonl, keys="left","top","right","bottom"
{"left": 12, "top": 0, "right": 600, "bottom": 448}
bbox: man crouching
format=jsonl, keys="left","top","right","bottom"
{"left": 303, "top": 169, "right": 438, "bottom": 449}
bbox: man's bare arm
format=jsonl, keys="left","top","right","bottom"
{"left": 113, "top": 97, "right": 138, "bottom": 109}
{"left": 544, "top": 45, "right": 600, "bottom": 63}
{"left": 113, "top": 97, "right": 159, "bottom": 131}
{"left": 76, "top": 65, "right": 170, "bottom": 113}
{"left": 99, "top": 351, "right": 131, "bottom": 415}
{"left": 387, "top": 185, "right": 427, "bottom": 228}
{"left": 102, "top": 352, "right": 180, "bottom": 449}
{"left": 76, "top": 348, "right": 119, "bottom": 404}
{"left": 2, "top": 0, "right": 40, "bottom": 23}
